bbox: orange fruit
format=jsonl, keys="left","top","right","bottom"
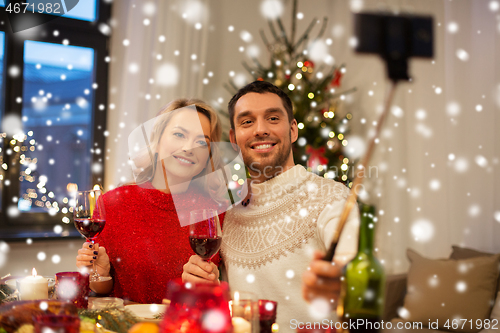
{"left": 128, "top": 322, "right": 160, "bottom": 333}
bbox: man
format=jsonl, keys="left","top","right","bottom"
{"left": 183, "top": 81, "right": 359, "bottom": 331}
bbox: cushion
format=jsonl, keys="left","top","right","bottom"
{"left": 401, "top": 249, "right": 500, "bottom": 333}
{"left": 450, "top": 245, "right": 494, "bottom": 260}
{"left": 450, "top": 246, "right": 500, "bottom": 293}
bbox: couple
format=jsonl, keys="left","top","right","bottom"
{"left": 76, "top": 81, "right": 358, "bottom": 329}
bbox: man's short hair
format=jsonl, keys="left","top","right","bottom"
{"left": 227, "top": 80, "right": 294, "bottom": 130}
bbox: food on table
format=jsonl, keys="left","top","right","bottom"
{"left": 0, "top": 300, "right": 77, "bottom": 333}
{"left": 127, "top": 322, "right": 159, "bottom": 333}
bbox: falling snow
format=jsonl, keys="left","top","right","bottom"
{"left": 447, "top": 22, "right": 459, "bottom": 33}
{"left": 411, "top": 219, "right": 435, "bottom": 243}
{"left": 468, "top": 204, "right": 481, "bottom": 217}
{"left": 308, "top": 40, "right": 329, "bottom": 63}
{"left": 156, "top": 63, "right": 179, "bottom": 86}
{"left": 456, "top": 281, "right": 467, "bottom": 293}
{"left": 446, "top": 102, "right": 461, "bottom": 117}
{"left": 344, "top": 136, "right": 366, "bottom": 159}
{"left": 453, "top": 157, "right": 469, "bottom": 173}
{"left": 246, "top": 274, "right": 255, "bottom": 283}
{"left": 37, "top": 252, "right": 47, "bottom": 261}
{"left": 309, "top": 298, "right": 331, "bottom": 319}
{"left": 456, "top": 49, "right": 469, "bottom": 61}
{"left": 260, "top": 0, "right": 284, "bottom": 19}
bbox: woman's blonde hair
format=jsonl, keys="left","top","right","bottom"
{"left": 134, "top": 98, "right": 226, "bottom": 201}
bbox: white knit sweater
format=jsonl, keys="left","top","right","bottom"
{"left": 221, "top": 165, "right": 359, "bottom": 332}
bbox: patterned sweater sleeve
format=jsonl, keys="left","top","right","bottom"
{"left": 316, "top": 184, "right": 360, "bottom": 264}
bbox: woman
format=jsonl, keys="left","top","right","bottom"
{"left": 76, "top": 99, "right": 224, "bottom": 304}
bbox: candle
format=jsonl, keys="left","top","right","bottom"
{"left": 232, "top": 317, "right": 251, "bottom": 333}
{"left": 19, "top": 268, "right": 48, "bottom": 300}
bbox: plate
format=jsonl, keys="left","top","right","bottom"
{"left": 125, "top": 304, "right": 167, "bottom": 323}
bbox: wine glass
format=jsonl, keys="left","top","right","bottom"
{"left": 73, "top": 190, "right": 106, "bottom": 282}
{"left": 189, "top": 209, "right": 222, "bottom": 262}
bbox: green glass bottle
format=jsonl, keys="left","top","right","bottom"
{"left": 341, "top": 204, "right": 385, "bottom": 333}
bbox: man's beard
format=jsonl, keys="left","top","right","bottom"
{"left": 240, "top": 131, "right": 292, "bottom": 180}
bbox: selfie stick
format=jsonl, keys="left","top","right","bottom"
{"left": 322, "top": 12, "right": 434, "bottom": 262}
{"left": 323, "top": 81, "right": 397, "bottom": 261}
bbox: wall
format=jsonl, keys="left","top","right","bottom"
{"left": 0, "top": 239, "right": 82, "bottom": 278}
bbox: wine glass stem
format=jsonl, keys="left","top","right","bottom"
{"left": 91, "top": 239, "right": 98, "bottom": 281}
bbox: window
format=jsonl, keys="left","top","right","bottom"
{"left": 27, "top": 0, "right": 97, "bottom": 22}
{"left": 0, "top": 1, "right": 111, "bottom": 238}
{"left": 19, "top": 41, "right": 95, "bottom": 213}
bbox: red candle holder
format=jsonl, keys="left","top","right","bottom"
{"left": 160, "top": 279, "right": 233, "bottom": 333}
{"left": 55, "top": 272, "right": 90, "bottom": 309}
{"left": 34, "top": 314, "right": 80, "bottom": 333}
{"left": 258, "top": 300, "right": 277, "bottom": 333}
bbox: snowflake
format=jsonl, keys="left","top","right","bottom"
{"left": 447, "top": 22, "right": 459, "bottom": 33}
{"left": 489, "top": 1, "right": 500, "bottom": 11}
{"left": 456, "top": 281, "right": 467, "bottom": 293}
{"left": 239, "top": 31, "right": 253, "bottom": 43}
{"left": 446, "top": 101, "right": 461, "bottom": 117}
{"left": 9, "top": 65, "right": 21, "bottom": 77}
{"left": 495, "top": 211, "right": 500, "bottom": 223}
{"left": 142, "top": 2, "right": 156, "bottom": 16}
{"left": 39, "top": 301, "right": 48, "bottom": 310}
{"left": 391, "top": 106, "right": 404, "bottom": 118}
{"left": 246, "top": 45, "right": 260, "bottom": 58}
{"left": 2, "top": 114, "right": 23, "bottom": 136}
{"left": 98, "top": 23, "right": 111, "bottom": 36}
{"left": 411, "top": 219, "right": 434, "bottom": 243}
{"left": 246, "top": 274, "right": 255, "bottom": 283}
{"left": 307, "top": 40, "right": 328, "bottom": 63}
{"left": 52, "top": 254, "right": 61, "bottom": 264}
{"left": 456, "top": 49, "right": 469, "bottom": 61}
{"left": 260, "top": 0, "right": 284, "bottom": 19}
{"left": 156, "top": 63, "right": 179, "bottom": 87}
{"left": 37, "top": 251, "right": 47, "bottom": 261}
{"left": 398, "top": 307, "right": 411, "bottom": 320}
{"left": 308, "top": 298, "right": 331, "bottom": 319}
{"left": 429, "top": 179, "right": 441, "bottom": 191}
{"left": 180, "top": 0, "right": 207, "bottom": 24}
{"left": 475, "top": 155, "right": 488, "bottom": 167}
{"left": 428, "top": 275, "right": 439, "bottom": 288}
{"left": 453, "top": 157, "right": 469, "bottom": 173}
{"left": 344, "top": 135, "right": 366, "bottom": 159}
{"left": 468, "top": 204, "right": 481, "bottom": 217}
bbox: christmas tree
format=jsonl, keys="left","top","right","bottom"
{"left": 224, "top": 0, "right": 356, "bottom": 184}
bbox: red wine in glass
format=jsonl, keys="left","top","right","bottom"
{"left": 189, "top": 209, "right": 222, "bottom": 262}
{"left": 74, "top": 218, "right": 106, "bottom": 240}
{"left": 74, "top": 190, "right": 106, "bottom": 282}
{"left": 189, "top": 236, "right": 222, "bottom": 260}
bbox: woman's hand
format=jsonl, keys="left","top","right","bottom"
{"left": 182, "top": 255, "right": 220, "bottom": 284}
{"left": 76, "top": 242, "right": 111, "bottom": 277}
